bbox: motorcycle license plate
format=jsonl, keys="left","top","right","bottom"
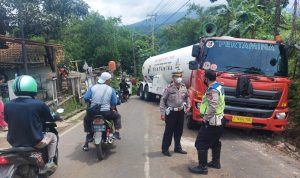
{"left": 232, "top": 116, "right": 253, "bottom": 124}
{"left": 93, "top": 124, "right": 106, "bottom": 132}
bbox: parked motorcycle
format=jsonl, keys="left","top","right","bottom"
{"left": 92, "top": 114, "right": 115, "bottom": 161}
{"left": 0, "top": 108, "right": 64, "bottom": 178}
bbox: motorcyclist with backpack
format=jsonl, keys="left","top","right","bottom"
{"left": 4, "top": 75, "right": 58, "bottom": 173}
{"left": 83, "top": 72, "right": 122, "bottom": 151}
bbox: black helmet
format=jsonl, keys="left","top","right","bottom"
{"left": 205, "top": 70, "right": 216, "bottom": 81}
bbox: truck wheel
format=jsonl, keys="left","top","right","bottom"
{"left": 186, "top": 113, "right": 196, "bottom": 129}
{"left": 144, "top": 86, "right": 154, "bottom": 101}
{"left": 138, "top": 86, "right": 144, "bottom": 100}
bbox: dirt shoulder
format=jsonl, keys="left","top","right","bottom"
{"left": 225, "top": 126, "right": 300, "bottom": 161}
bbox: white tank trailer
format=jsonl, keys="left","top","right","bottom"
{"left": 138, "top": 45, "right": 194, "bottom": 100}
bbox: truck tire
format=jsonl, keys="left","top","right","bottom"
{"left": 144, "top": 86, "right": 154, "bottom": 101}
{"left": 186, "top": 113, "right": 196, "bottom": 129}
{"left": 138, "top": 85, "right": 144, "bottom": 100}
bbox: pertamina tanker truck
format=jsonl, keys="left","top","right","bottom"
{"left": 138, "top": 36, "right": 291, "bottom": 132}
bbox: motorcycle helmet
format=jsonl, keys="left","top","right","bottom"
{"left": 13, "top": 75, "right": 38, "bottom": 97}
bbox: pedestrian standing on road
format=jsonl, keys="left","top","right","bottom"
{"left": 0, "top": 75, "right": 8, "bottom": 131}
{"left": 160, "top": 69, "right": 191, "bottom": 157}
{"left": 189, "top": 70, "right": 225, "bottom": 174}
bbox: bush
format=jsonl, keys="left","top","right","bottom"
{"left": 132, "top": 85, "right": 137, "bottom": 95}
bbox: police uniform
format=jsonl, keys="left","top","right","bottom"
{"left": 160, "top": 71, "right": 190, "bottom": 156}
{"left": 189, "top": 78, "right": 225, "bottom": 174}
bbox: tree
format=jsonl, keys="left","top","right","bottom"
{"left": 1, "top": 0, "right": 89, "bottom": 72}
{"left": 209, "top": 0, "right": 289, "bottom": 38}
{"left": 206, "top": 0, "right": 264, "bottom": 37}
{"left": 0, "top": 2, "right": 9, "bottom": 48}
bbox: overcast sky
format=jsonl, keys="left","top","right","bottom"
{"left": 84, "top": 0, "right": 227, "bottom": 25}
{"left": 84, "top": 0, "right": 295, "bottom": 25}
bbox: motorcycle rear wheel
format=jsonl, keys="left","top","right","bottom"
{"left": 96, "top": 143, "right": 105, "bottom": 161}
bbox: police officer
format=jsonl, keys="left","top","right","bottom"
{"left": 189, "top": 70, "right": 225, "bottom": 174}
{"left": 160, "top": 69, "right": 191, "bottom": 157}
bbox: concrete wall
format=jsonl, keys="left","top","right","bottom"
{"left": 1, "top": 66, "right": 55, "bottom": 100}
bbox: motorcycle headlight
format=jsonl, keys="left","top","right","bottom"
{"left": 276, "top": 112, "right": 286, "bottom": 120}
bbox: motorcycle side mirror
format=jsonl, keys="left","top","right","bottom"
{"left": 56, "top": 108, "right": 64, "bottom": 114}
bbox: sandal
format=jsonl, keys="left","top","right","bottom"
{"left": 82, "top": 144, "right": 89, "bottom": 151}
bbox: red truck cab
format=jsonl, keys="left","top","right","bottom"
{"left": 188, "top": 37, "right": 291, "bottom": 132}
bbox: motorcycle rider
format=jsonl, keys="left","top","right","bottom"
{"left": 119, "top": 78, "right": 130, "bottom": 98}
{"left": 4, "top": 75, "right": 58, "bottom": 173}
{"left": 83, "top": 72, "right": 122, "bottom": 151}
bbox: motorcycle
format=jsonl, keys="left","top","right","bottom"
{"left": 92, "top": 114, "right": 115, "bottom": 161}
{"left": 119, "top": 90, "right": 129, "bottom": 103}
{"left": 0, "top": 108, "right": 64, "bottom": 178}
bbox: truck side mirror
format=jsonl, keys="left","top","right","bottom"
{"left": 189, "top": 61, "right": 199, "bottom": 70}
{"left": 192, "top": 45, "right": 200, "bottom": 58}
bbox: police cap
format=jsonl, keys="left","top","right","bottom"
{"left": 205, "top": 69, "right": 216, "bottom": 81}
{"left": 172, "top": 68, "right": 183, "bottom": 77}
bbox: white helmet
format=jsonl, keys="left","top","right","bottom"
{"left": 98, "top": 72, "right": 112, "bottom": 84}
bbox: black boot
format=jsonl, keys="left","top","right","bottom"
{"left": 188, "top": 150, "right": 208, "bottom": 174}
{"left": 208, "top": 144, "right": 221, "bottom": 169}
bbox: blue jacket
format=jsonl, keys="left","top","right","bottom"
{"left": 4, "top": 97, "right": 55, "bottom": 147}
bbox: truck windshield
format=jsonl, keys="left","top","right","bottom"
{"left": 201, "top": 40, "right": 288, "bottom": 77}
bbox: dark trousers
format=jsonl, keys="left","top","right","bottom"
{"left": 195, "top": 123, "right": 224, "bottom": 151}
{"left": 84, "top": 110, "right": 122, "bottom": 133}
{"left": 162, "top": 110, "right": 184, "bottom": 152}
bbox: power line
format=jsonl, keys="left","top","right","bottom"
{"left": 156, "top": 1, "right": 180, "bottom": 15}
{"left": 147, "top": 13, "right": 158, "bottom": 55}
{"left": 151, "top": 0, "right": 164, "bottom": 14}
{"left": 153, "top": 0, "right": 191, "bottom": 32}
{"left": 153, "top": 0, "right": 176, "bottom": 14}
{"left": 146, "top": 1, "right": 185, "bottom": 34}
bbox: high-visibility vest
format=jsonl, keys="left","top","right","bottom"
{"left": 200, "top": 82, "right": 225, "bottom": 116}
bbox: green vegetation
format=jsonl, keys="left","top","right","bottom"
{"left": 132, "top": 85, "right": 138, "bottom": 96}
{"left": 58, "top": 97, "right": 85, "bottom": 117}
{"left": 110, "top": 76, "right": 120, "bottom": 91}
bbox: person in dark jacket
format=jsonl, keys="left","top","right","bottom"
{"left": 119, "top": 78, "right": 130, "bottom": 96}
{"left": 4, "top": 75, "right": 57, "bottom": 173}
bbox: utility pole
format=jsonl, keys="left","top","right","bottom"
{"left": 147, "top": 13, "right": 157, "bottom": 55}
{"left": 274, "top": 0, "right": 282, "bottom": 38}
{"left": 19, "top": 3, "right": 29, "bottom": 74}
{"left": 131, "top": 32, "right": 137, "bottom": 77}
{"left": 288, "top": 0, "right": 298, "bottom": 46}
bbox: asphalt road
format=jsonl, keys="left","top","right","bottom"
{"left": 52, "top": 96, "right": 300, "bottom": 178}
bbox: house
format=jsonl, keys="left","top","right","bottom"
{"left": 0, "top": 35, "right": 64, "bottom": 101}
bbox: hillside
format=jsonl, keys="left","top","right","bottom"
{"left": 128, "top": 11, "right": 197, "bottom": 34}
